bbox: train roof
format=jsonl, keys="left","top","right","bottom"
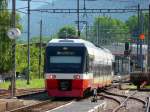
{"left": 48, "top": 39, "right": 114, "bottom": 63}
{"left": 48, "top": 39, "right": 95, "bottom": 47}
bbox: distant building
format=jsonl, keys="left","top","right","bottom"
{"left": 103, "top": 43, "right": 147, "bottom": 75}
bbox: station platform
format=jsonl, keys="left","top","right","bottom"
{"left": 46, "top": 98, "right": 106, "bottom": 112}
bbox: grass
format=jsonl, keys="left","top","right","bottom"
{"left": 127, "top": 84, "right": 137, "bottom": 89}
{"left": 143, "top": 85, "right": 150, "bottom": 89}
{"left": 121, "top": 84, "right": 150, "bottom": 89}
{"left": 0, "top": 79, "right": 45, "bottom": 89}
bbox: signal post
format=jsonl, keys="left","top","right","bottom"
{"left": 124, "top": 41, "right": 131, "bottom": 74}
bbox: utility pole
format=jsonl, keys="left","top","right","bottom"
{"left": 77, "top": 0, "right": 80, "bottom": 37}
{"left": 96, "top": 23, "right": 98, "bottom": 46}
{"left": 85, "top": 22, "right": 88, "bottom": 40}
{"left": 83, "top": 0, "right": 87, "bottom": 40}
{"left": 83, "top": 0, "right": 86, "bottom": 10}
{"left": 98, "top": 21, "right": 100, "bottom": 46}
{"left": 140, "top": 10, "right": 144, "bottom": 72}
{"left": 137, "top": 4, "right": 140, "bottom": 66}
{"left": 27, "top": 0, "right": 30, "bottom": 85}
{"left": 147, "top": 4, "right": 150, "bottom": 72}
{"left": 11, "top": 0, "right": 16, "bottom": 97}
{"left": 39, "top": 19, "right": 42, "bottom": 79}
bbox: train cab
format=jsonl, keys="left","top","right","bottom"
{"left": 45, "top": 39, "right": 114, "bottom": 97}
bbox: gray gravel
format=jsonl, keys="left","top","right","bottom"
{"left": 101, "top": 87, "right": 149, "bottom": 112}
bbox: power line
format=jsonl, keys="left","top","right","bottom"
{"left": 29, "top": 8, "right": 149, "bottom": 13}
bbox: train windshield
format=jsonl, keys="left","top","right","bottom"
{"left": 45, "top": 46, "right": 86, "bottom": 73}
{"left": 50, "top": 56, "right": 81, "bottom": 64}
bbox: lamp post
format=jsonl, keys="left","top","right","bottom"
{"left": 12, "top": 0, "right": 16, "bottom": 98}
{"left": 9, "top": 0, "right": 16, "bottom": 98}
{"left": 7, "top": 0, "right": 21, "bottom": 97}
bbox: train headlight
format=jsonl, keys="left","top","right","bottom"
{"left": 74, "top": 75, "right": 80, "bottom": 79}
{"left": 49, "top": 75, "right": 56, "bottom": 79}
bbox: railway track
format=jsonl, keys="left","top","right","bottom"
{"left": 8, "top": 98, "right": 74, "bottom": 112}
{"left": 0, "top": 89, "right": 74, "bottom": 112}
{"left": 8, "top": 100, "right": 52, "bottom": 112}
{"left": 103, "top": 90, "right": 145, "bottom": 104}
{"left": 1, "top": 82, "right": 149, "bottom": 112}
{"left": 145, "top": 97, "right": 150, "bottom": 112}
{"left": 111, "top": 91, "right": 145, "bottom": 112}
{"left": 99, "top": 89, "right": 146, "bottom": 112}
{"left": 0, "top": 89, "right": 45, "bottom": 99}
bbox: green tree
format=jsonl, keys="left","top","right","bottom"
{"left": 58, "top": 25, "right": 77, "bottom": 39}
{"left": 0, "top": 0, "right": 7, "bottom": 9}
{"left": 0, "top": 0, "right": 21, "bottom": 73}
{"left": 16, "top": 44, "right": 45, "bottom": 79}
{"left": 91, "top": 16, "right": 129, "bottom": 45}
{"left": 30, "top": 36, "right": 54, "bottom": 43}
{"left": 126, "top": 13, "right": 148, "bottom": 41}
{"left": 0, "top": 0, "right": 11, "bottom": 73}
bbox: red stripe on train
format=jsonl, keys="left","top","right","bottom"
{"left": 46, "top": 79, "right": 91, "bottom": 97}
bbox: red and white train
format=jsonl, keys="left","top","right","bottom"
{"left": 44, "top": 39, "right": 114, "bottom": 97}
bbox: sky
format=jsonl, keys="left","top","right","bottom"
{"left": 7, "top": 0, "right": 150, "bottom": 39}
{"left": 8, "top": 0, "right": 55, "bottom": 16}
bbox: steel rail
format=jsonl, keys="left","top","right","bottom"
{"left": 146, "top": 97, "right": 150, "bottom": 112}
{"left": 112, "top": 91, "right": 138, "bottom": 112}
{"left": 8, "top": 98, "right": 74, "bottom": 112}
{"left": 98, "top": 93, "right": 121, "bottom": 105}
{"left": 0, "top": 89, "right": 46, "bottom": 99}
{"left": 103, "top": 90, "right": 145, "bottom": 105}
{"left": 8, "top": 99, "right": 52, "bottom": 112}
{"left": 102, "top": 89, "right": 146, "bottom": 112}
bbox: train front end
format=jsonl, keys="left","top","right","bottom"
{"left": 45, "top": 39, "right": 90, "bottom": 97}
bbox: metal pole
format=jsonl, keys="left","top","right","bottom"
{"left": 77, "top": 0, "right": 80, "bottom": 37}
{"left": 140, "top": 10, "right": 144, "bottom": 72}
{"left": 96, "top": 23, "right": 98, "bottom": 46}
{"left": 128, "top": 56, "right": 131, "bottom": 74}
{"left": 85, "top": 22, "right": 88, "bottom": 40}
{"left": 98, "top": 21, "right": 100, "bottom": 46}
{"left": 39, "top": 19, "right": 42, "bottom": 79}
{"left": 121, "top": 58, "right": 123, "bottom": 74}
{"left": 139, "top": 40, "right": 143, "bottom": 71}
{"left": 137, "top": 4, "right": 140, "bottom": 66}
{"left": 27, "top": 0, "right": 30, "bottom": 84}
{"left": 147, "top": 4, "right": 150, "bottom": 72}
{"left": 117, "top": 57, "right": 119, "bottom": 73}
{"left": 83, "top": 0, "right": 86, "bottom": 10}
{"left": 11, "top": 0, "right": 16, "bottom": 97}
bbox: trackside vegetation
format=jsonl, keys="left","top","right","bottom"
{"left": 0, "top": 79, "right": 44, "bottom": 89}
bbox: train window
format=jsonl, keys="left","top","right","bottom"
{"left": 50, "top": 56, "right": 81, "bottom": 64}
{"left": 89, "top": 58, "right": 94, "bottom": 72}
{"left": 93, "top": 64, "right": 96, "bottom": 76}
{"left": 112, "top": 62, "right": 115, "bottom": 71}
{"left": 46, "top": 46, "right": 86, "bottom": 73}
{"left": 86, "top": 55, "right": 89, "bottom": 72}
